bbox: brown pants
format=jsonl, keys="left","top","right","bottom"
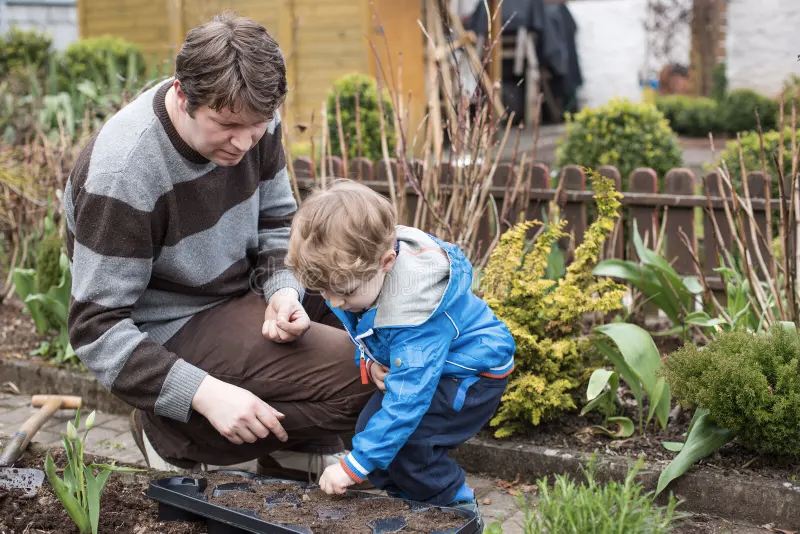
{"left": 143, "top": 291, "right": 375, "bottom": 467}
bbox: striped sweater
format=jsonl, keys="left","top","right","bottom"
{"left": 63, "top": 80, "right": 304, "bottom": 422}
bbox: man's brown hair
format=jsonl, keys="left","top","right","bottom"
{"left": 175, "top": 12, "right": 287, "bottom": 119}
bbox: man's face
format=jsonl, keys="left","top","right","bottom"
{"left": 180, "top": 95, "right": 271, "bottom": 167}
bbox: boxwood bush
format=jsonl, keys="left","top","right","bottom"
{"left": 664, "top": 326, "right": 800, "bottom": 457}
{"left": 556, "top": 99, "right": 682, "bottom": 185}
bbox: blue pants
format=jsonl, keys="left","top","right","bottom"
{"left": 355, "top": 375, "right": 508, "bottom": 506}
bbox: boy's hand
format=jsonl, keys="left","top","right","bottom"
{"left": 263, "top": 288, "right": 310, "bottom": 343}
{"left": 319, "top": 463, "right": 357, "bottom": 495}
{"left": 369, "top": 362, "right": 389, "bottom": 391}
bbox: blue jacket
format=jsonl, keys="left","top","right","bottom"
{"left": 329, "top": 226, "right": 515, "bottom": 482}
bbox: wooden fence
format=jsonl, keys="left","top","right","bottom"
{"left": 292, "top": 155, "right": 775, "bottom": 286}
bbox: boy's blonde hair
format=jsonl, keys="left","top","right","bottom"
{"left": 286, "top": 179, "right": 397, "bottom": 293}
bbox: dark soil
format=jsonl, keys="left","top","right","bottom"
{"left": 0, "top": 299, "right": 42, "bottom": 360}
{"left": 0, "top": 445, "right": 206, "bottom": 533}
{"left": 203, "top": 472, "right": 466, "bottom": 534}
{"left": 490, "top": 404, "right": 800, "bottom": 483}
{"left": 0, "top": 446, "right": 468, "bottom": 534}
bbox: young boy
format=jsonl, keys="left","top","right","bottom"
{"left": 285, "top": 179, "right": 515, "bottom": 518}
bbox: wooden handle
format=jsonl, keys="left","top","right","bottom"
{"left": 31, "top": 395, "right": 82, "bottom": 409}
{"left": 0, "top": 397, "right": 64, "bottom": 466}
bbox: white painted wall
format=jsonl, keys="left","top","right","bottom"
{"left": 570, "top": 0, "right": 649, "bottom": 108}
{"left": 0, "top": 0, "right": 78, "bottom": 51}
{"left": 726, "top": 0, "right": 800, "bottom": 97}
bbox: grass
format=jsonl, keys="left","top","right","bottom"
{"left": 487, "top": 457, "right": 682, "bottom": 534}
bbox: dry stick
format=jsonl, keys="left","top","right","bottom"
{"left": 463, "top": 115, "right": 514, "bottom": 247}
{"left": 703, "top": 193, "right": 764, "bottom": 326}
{"left": 354, "top": 92, "right": 363, "bottom": 161}
{"left": 775, "top": 153, "right": 798, "bottom": 322}
{"left": 734, "top": 161, "right": 784, "bottom": 319}
{"left": 733, "top": 133, "right": 785, "bottom": 319}
{"left": 374, "top": 73, "right": 397, "bottom": 209}
{"left": 755, "top": 110, "right": 776, "bottom": 282}
{"left": 320, "top": 102, "right": 330, "bottom": 188}
{"left": 334, "top": 92, "right": 349, "bottom": 177}
{"left": 367, "top": 38, "right": 452, "bottom": 237}
{"left": 281, "top": 122, "right": 303, "bottom": 204}
{"left": 679, "top": 223, "right": 730, "bottom": 325}
{"left": 716, "top": 163, "right": 775, "bottom": 324}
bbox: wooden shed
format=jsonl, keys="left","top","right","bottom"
{"left": 76, "top": 0, "right": 427, "bottom": 132}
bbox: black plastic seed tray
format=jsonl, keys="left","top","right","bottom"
{"left": 146, "top": 469, "right": 479, "bottom": 534}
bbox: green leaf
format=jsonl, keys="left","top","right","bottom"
{"left": 592, "top": 416, "right": 635, "bottom": 438}
{"left": 85, "top": 466, "right": 112, "bottom": 534}
{"left": 681, "top": 276, "right": 703, "bottom": 294}
{"left": 45, "top": 453, "right": 91, "bottom": 533}
{"left": 647, "top": 377, "right": 667, "bottom": 426}
{"left": 586, "top": 368, "right": 615, "bottom": 401}
{"left": 685, "top": 310, "right": 724, "bottom": 327}
{"left": 656, "top": 408, "right": 735, "bottom": 495}
{"left": 779, "top": 321, "right": 797, "bottom": 333}
{"left": 593, "top": 337, "right": 643, "bottom": 404}
{"left": 662, "top": 441, "right": 684, "bottom": 452}
{"left": 594, "top": 323, "right": 662, "bottom": 395}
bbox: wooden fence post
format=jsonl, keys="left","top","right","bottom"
{"left": 293, "top": 157, "right": 314, "bottom": 180}
{"left": 598, "top": 165, "right": 623, "bottom": 259}
{"left": 324, "top": 156, "right": 345, "bottom": 178}
{"left": 528, "top": 163, "right": 550, "bottom": 222}
{"left": 560, "top": 165, "right": 587, "bottom": 255}
{"left": 628, "top": 168, "right": 659, "bottom": 257}
{"left": 664, "top": 168, "right": 696, "bottom": 275}
{"left": 349, "top": 157, "right": 374, "bottom": 181}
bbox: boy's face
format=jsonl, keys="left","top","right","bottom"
{"left": 173, "top": 80, "right": 271, "bottom": 167}
{"left": 321, "top": 249, "right": 397, "bottom": 313}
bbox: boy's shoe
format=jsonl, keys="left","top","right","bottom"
{"left": 449, "top": 498, "right": 484, "bottom": 533}
{"left": 129, "top": 409, "right": 197, "bottom": 472}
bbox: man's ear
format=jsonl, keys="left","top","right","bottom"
{"left": 172, "top": 79, "right": 188, "bottom": 114}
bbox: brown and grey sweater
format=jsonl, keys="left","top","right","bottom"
{"left": 63, "top": 80, "right": 303, "bottom": 423}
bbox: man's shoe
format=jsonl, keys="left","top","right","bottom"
{"left": 449, "top": 498, "right": 484, "bottom": 533}
{"left": 129, "top": 409, "right": 194, "bottom": 472}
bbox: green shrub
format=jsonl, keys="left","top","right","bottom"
{"left": 0, "top": 28, "right": 52, "bottom": 78}
{"left": 711, "top": 62, "right": 727, "bottom": 102}
{"left": 59, "top": 36, "right": 145, "bottom": 93}
{"left": 326, "top": 73, "right": 395, "bottom": 161}
{"left": 521, "top": 458, "right": 680, "bottom": 534}
{"left": 556, "top": 99, "right": 682, "bottom": 185}
{"left": 663, "top": 326, "right": 800, "bottom": 457}
{"left": 655, "top": 95, "right": 719, "bottom": 136}
{"left": 716, "top": 128, "right": 800, "bottom": 198}
{"left": 718, "top": 89, "right": 778, "bottom": 134}
{"left": 481, "top": 171, "right": 625, "bottom": 437}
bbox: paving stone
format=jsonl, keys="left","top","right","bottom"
{"left": 94, "top": 411, "right": 131, "bottom": 434}
{"left": 1, "top": 406, "right": 38, "bottom": 426}
{"left": 0, "top": 393, "right": 29, "bottom": 409}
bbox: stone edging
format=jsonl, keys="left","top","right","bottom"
{"left": 5, "top": 356, "right": 798, "bottom": 527}
{"left": 0, "top": 356, "right": 129, "bottom": 414}
{"left": 451, "top": 437, "right": 800, "bottom": 528}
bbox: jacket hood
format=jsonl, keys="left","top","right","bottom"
{"left": 373, "top": 226, "right": 472, "bottom": 328}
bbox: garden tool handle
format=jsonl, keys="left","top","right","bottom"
{"left": 0, "top": 395, "right": 82, "bottom": 466}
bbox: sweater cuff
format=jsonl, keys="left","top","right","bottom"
{"left": 153, "top": 359, "right": 208, "bottom": 422}
{"left": 263, "top": 270, "right": 305, "bottom": 304}
{"left": 341, "top": 451, "right": 372, "bottom": 483}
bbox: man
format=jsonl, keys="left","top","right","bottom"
{"left": 63, "top": 13, "right": 373, "bottom": 475}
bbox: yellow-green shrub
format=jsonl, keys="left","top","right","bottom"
{"left": 481, "top": 171, "right": 625, "bottom": 437}
{"left": 556, "top": 100, "right": 682, "bottom": 186}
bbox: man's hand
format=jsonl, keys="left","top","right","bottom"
{"left": 192, "top": 375, "right": 288, "bottom": 445}
{"left": 319, "top": 463, "right": 357, "bottom": 495}
{"left": 369, "top": 362, "right": 389, "bottom": 391}
{"left": 263, "top": 288, "right": 310, "bottom": 343}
